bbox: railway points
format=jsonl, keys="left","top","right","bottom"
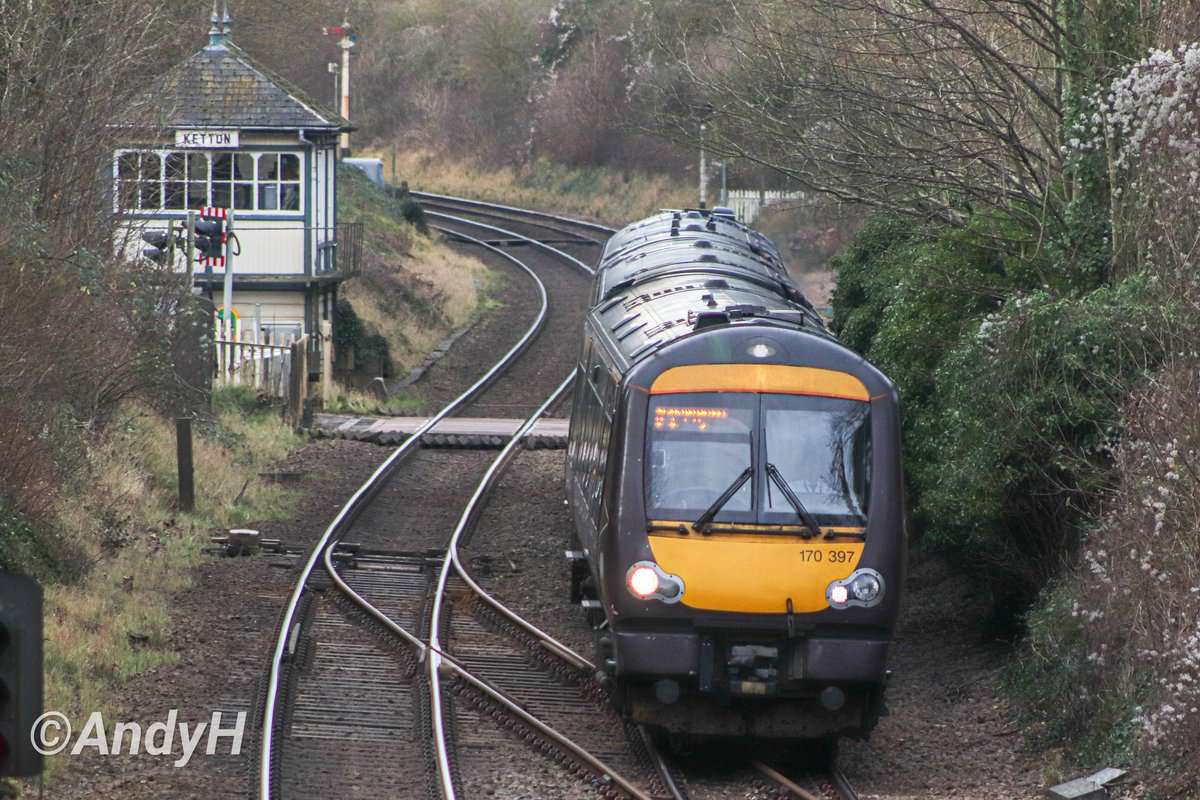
{"left": 258, "top": 196, "right": 869, "bottom": 800}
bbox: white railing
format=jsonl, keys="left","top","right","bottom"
{"left": 214, "top": 338, "right": 295, "bottom": 398}
{"left": 725, "top": 189, "right": 805, "bottom": 224}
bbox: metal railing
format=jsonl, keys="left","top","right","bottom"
{"left": 320, "top": 221, "right": 363, "bottom": 277}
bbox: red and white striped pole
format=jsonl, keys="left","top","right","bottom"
{"left": 200, "top": 205, "right": 233, "bottom": 350}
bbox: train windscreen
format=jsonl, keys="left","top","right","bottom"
{"left": 646, "top": 393, "right": 756, "bottom": 520}
{"left": 646, "top": 392, "right": 870, "bottom": 527}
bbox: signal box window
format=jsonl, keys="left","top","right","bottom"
{"left": 118, "top": 151, "right": 162, "bottom": 211}
{"left": 164, "top": 153, "right": 209, "bottom": 211}
{"left": 259, "top": 154, "right": 301, "bottom": 210}
{"left": 115, "top": 150, "right": 303, "bottom": 213}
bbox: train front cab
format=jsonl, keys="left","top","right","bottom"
{"left": 601, "top": 330, "right": 905, "bottom": 739}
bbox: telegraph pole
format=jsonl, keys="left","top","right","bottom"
{"left": 340, "top": 27, "right": 352, "bottom": 154}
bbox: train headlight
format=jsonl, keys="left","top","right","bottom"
{"left": 626, "top": 561, "right": 684, "bottom": 604}
{"left": 744, "top": 338, "right": 780, "bottom": 359}
{"left": 628, "top": 565, "right": 659, "bottom": 598}
{"left": 827, "top": 569, "right": 885, "bottom": 610}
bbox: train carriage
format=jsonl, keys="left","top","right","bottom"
{"left": 566, "top": 208, "right": 905, "bottom": 740}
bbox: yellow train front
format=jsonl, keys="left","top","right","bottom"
{"left": 566, "top": 209, "right": 905, "bottom": 740}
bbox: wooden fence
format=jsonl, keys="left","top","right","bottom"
{"left": 215, "top": 334, "right": 309, "bottom": 426}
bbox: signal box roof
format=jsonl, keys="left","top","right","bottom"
{"left": 123, "top": 41, "right": 350, "bottom": 133}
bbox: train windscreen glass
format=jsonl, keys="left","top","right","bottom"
{"left": 761, "top": 395, "right": 870, "bottom": 525}
{"left": 646, "top": 392, "right": 871, "bottom": 527}
{"left": 646, "top": 393, "right": 756, "bottom": 520}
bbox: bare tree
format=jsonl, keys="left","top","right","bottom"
{"left": 647, "top": 0, "right": 1147, "bottom": 265}
{"left": 0, "top": 0, "right": 195, "bottom": 253}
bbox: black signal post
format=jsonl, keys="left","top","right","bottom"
{"left": 0, "top": 573, "right": 44, "bottom": 777}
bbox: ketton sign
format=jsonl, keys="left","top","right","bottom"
{"left": 174, "top": 130, "right": 240, "bottom": 149}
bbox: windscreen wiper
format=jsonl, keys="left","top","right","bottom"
{"left": 693, "top": 466, "right": 754, "bottom": 533}
{"left": 765, "top": 463, "right": 822, "bottom": 539}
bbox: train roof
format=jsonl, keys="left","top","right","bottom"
{"left": 589, "top": 209, "right": 836, "bottom": 369}
{"left": 590, "top": 270, "right": 834, "bottom": 369}
{"left": 596, "top": 210, "right": 798, "bottom": 303}
{"left": 602, "top": 209, "right": 784, "bottom": 266}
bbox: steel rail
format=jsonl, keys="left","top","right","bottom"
{"left": 638, "top": 725, "right": 689, "bottom": 800}
{"left": 427, "top": 373, "right": 574, "bottom": 799}
{"left": 422, "top": 212, "right": 598, "bottom": 669}
{"left": 412, "top": 190, "right": 618, "bottom": 237}
{"left": 752, "top": 761, "right": 824, "bottom": 800}
{"left": 318, "top": 374, "right": 654, "bottom": 800}
{"left": 323, "top": 533, "right": 656, "bottom": 800}
{"left": 426, "top": 210, "right": 598, "bottom": 277}
{"left": 418, "top": 197, "right": 605, "bottom": 246}
{"left": 257, "top": 225, "right": 550, "bottom": 800}
{"left": 829, "top": 763, "right": 861, "bottom": 800}
{"left": 434, "top": 371, "right": 593, "bottom": 671}
{"left": 752, "top": 759, "right": 861, "bottom": 800}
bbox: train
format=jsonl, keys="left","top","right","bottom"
{"left": 564, "top": 207, "right": 905, "bottom": 741}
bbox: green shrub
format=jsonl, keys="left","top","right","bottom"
{"left": 832, "top": 217, "right": 1169, "bottom": 617}
{"left": 398, "top": 196, "right": 429, "bottom": 235}
{"left": 915, "top": 276, "right": 1167, "bottom": 610}
{"left": 335, "top": 297, "right": 393, "bottom": 376}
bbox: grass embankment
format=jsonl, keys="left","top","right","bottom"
{"left": 27, "top": 167, "right": 507, "bottom": 790}
{"left": 364, "top": 146, "right": 693, "bottom": 228}
{"left": 332, "top": 166, "right": 496, "bottom": 413}
{"left": 30, "top": 389, "right": 300, "bottom": 784}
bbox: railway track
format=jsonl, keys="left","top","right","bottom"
{"left": 257, "top": 221, "right": 558, "bottom": 799}
{"left": 257, "top": 204, "right": 661, "bottom": 799}
{"left": 420, "top": 209, "right": 600, "bottom": 419}
{"left": 255, "top": 196, "right": 867, "bottom": 800}
{"left": 409, "top": 190, "right": 615, "bottom": 248}
{"left": 640, "top": 730, "right": 861, "bottom": 800}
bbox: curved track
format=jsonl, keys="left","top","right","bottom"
{"left": 258, "top": 204, "right": 662, "bottom": 800}
{"left": 257, "top": 195, "right": 867, "bottom": 800}
{"left": 257, "top": 224, "right": 556, "bottom": 799}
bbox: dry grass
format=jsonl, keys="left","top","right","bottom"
{"left": 338, "top": 166, "right": 495, "bottom": 375}
{"left": 37, "top": 396, "right": 301, "bottom": 781}
{"left": 367, "top": 146, "right": 694, "bottom": 228}
{"left": 342, "top": 232, "right": 492, "bottom": 372}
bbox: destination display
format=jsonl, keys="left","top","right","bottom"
{"left": 653, "top": 406, "right": 732, "bottom": 431}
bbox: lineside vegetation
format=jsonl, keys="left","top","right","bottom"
{"left": 650, "top": 0, "right": 1200, "bottom": 787}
